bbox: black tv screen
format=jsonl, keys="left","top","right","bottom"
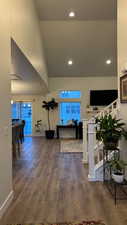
{"left": 90, "top": 90, "right": 118, "bottom": 106}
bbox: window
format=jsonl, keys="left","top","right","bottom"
{"left": 12, "top": 102, "right": 32, "bottom": 135}
{"left": 59, "top": 90, "right": 81, "bottom": 99}
{"left": 60, "top": 102, "right": 80, "bottom": 125}
{"left": 12, "top": 102, "right": 20, "bottom": 119}
{"left": 59, "top": 91, "right": 81, "bottom": 125}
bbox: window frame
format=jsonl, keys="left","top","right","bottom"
{"left": 11, "top": 101, "right": 33, "bottom": 136}
{"left": 59, "top": 90, "right": 81, "bottom": 99}
{"left": 59, "top": 101, "right": 81, "bottom": 125}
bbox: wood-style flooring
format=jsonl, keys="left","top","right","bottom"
{"left": 1, "top": 137, "right": 127, "bottom": 225}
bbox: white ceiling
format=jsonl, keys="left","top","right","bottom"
{"left": 36, "top": 0, "right": 116, "bottom": 21}
{"left": 35, "top": 0, "right": 117, "bottom": 77}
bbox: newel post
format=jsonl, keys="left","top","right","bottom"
{"left": 82, "top": 119, "right": 88, "bottom": 164}
{"left": 88, "top": 118, "right": 96, "bottom": 181}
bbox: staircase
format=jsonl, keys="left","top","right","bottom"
{"left": 82, "top": 99, "right": 120, "bottom": 181}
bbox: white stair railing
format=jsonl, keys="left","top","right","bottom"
{"left": 82, "top": 99, "right": 120, "bottom": 181}
{"left": 82, "top": 119, "right": 88, "bottom": 164}
{"left": 87, "top": 118, "right": 96, "bottom": 181}
{"left": 95, "top": 99, "right": 120, "bottom": 119}
{"left": 94, "top": 141, "right": 103, "bottom": 165}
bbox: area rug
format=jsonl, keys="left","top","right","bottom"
{"left": 8, "top": 221, "right": 105, "bottom": 225}
{"left": 60, "top": 139, "right": 83, "bottom": 153}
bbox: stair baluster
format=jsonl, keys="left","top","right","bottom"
{"left": 82, "top": 99, "right": 120, "bottom": 181}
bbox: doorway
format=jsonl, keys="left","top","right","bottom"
{"left": 12, "top": 101, "right": 32, "bottom": 135}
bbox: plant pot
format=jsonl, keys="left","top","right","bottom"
{"left": 104, "top": 141, "right": 118, "bottom": 150}
{"left": 112, "top": 173, "right": 124, "bottom": 183}
{"left": 45, "top": 130, "right": 55, "bottom": 139}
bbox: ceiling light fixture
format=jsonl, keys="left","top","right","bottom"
{"left": 69, "top": 11, "right": 75, "bottom": 18}
{"left": 68, "top": 60, "right": 73, "bottom": 66}
{"left": 106, "top": 59, "right": 112, "bottom": 65}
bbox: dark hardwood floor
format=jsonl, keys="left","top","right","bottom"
{"left": 1, "top": 137, "right": 127, "bottom": 225}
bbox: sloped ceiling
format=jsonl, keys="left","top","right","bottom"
{"left": 11, "top": 39, "right": 48, "bottom": 95}
{"left": 36, "top": 0, "right": 117, "bottom": 77}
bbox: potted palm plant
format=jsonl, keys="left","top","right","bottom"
{"left": 42, "top": 98, "right": 58, "bottom": 139}
{"left": 109, "top": 158, "right": 127, "bottom": 183}
{"left": 96, "top": 114, "right": 127, "bottom": 150}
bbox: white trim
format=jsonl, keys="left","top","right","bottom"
{"left": 82, "top": 159, "right": 88, "bottom": 164}
{"left": 0, "top": 190, "right": 14, "bottom": 219}
{"left": 32, "top": 134, "right": 44, "bottom": 137}
{"left": 88, "top": 174, "right": 103, "bottom": 182}
{"left": 88, "top": 174, "right": 97, "bottom": 182}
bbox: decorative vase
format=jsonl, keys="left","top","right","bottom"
{"left": 112, "top": 173, "right": 124, "bottom": 183}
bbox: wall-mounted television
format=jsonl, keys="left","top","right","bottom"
{"left": 90, "top": 90, "right": 118, "bottom": 106}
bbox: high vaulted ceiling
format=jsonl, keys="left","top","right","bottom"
{"left": 35, "top": 0, "right": 117, "bottom": 77}
{"left": 36, "top": 0, "right": 116, "bottom": 21}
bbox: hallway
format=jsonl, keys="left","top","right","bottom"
{"left": 1, "top": 137, "right": 127, "bottom": 225}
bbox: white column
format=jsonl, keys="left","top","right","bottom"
{"left": 88, "top": 118, "right": 96, "bottom": 181}
{"left": 82, "top": 119, "right": 88, "bottom": 164}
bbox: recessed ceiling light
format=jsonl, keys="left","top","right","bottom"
{"left": 69, "top": 11, "right": 75, "bottom": 18}
{"left": 106, "top": 59, "right": 112, "bottom": 65}
{"left": 68, "top": 60, "right": 73, "bottom": 65}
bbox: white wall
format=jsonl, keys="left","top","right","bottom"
{"left": 12, "top": 76, "right": 117, "bottom": 137}
{"left": 0, "top": 0, "right": 12, "bottom": 216}
{"left": 49, "top": 76, "right": 117, "bottom": 118}
{"left": 11, "top": 0, "right": 48, "bottom": 87}
{"left": 118, "top": 0, "right": 127, "bottom": 159}
{"left": 0, "top": 0, "right": 48, "bottom": 215}
{"left": 11, "top": 80, "right": 47, "bottom": 95}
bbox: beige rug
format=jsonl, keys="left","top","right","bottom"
{"left": 60, "top": 139, "right": 83, "bottom": 153}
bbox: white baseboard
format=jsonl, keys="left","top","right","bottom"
{"left": 32, "top": 134, "right": 44, "bottom": 137}
{"left": 88, "top": 174, "right": 103, "bottom": 182}
{"left": 0, "top": 190, "right": 14, "bottom": 219}
{"left": 88, "top": 174, "right": 97, "bottom": 182}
